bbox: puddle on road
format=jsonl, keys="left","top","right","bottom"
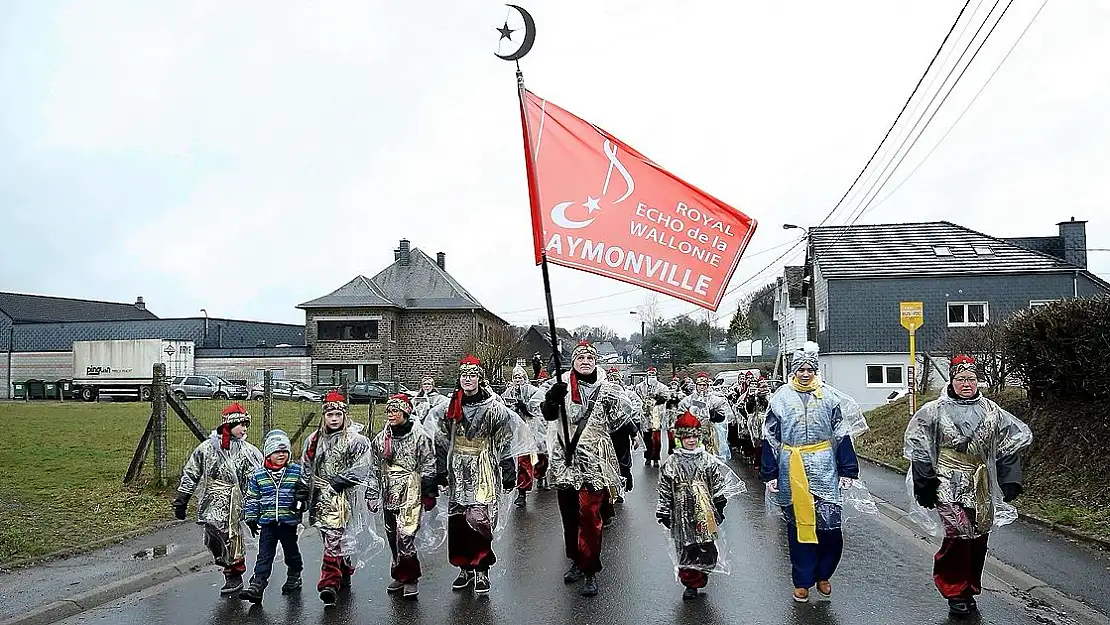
{"left": 132, "top": 544, "right": 174, "bottom": 560}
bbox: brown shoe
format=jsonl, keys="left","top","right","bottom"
{"left": 793, "top": 587, "right": 809, "bottom": 602}
{"left": 816, "top": 581, "right": 832, "bottom": 598}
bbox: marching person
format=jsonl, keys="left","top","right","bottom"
{"left": 904, "top": 355, "right": 1032, "bottom": 616}
{"left": 174, "top": 402, "right": 263, "bottom": 596}
{"left": 677, "top": 372, "right": 734, "bottom": 458}
{"left": 239, "top": 430, "right": 308, "bottom": 604}
{"left": 366, "top": 393, "right": 438, "bottom": 599}
{"left": 664, "top": 377, "right": 683, "bottom": 455}
{"left": 657, "top": 410, "right": 745, "bottom": 601}
{"left": 532, "top": 352, "right": 544, "bottom": 379}
{"left": 632, "top": 367, "right": 670, "bottom": 467}
{"left": 411, "top": 375, "right": 449, "bottom": 426}
{"left": 761, "top": 342, "right": 865, "bottom": 603}
{"left": 605, "top": 366, "right": 642, "bottom": 500}
{"left": 302, "top": 390, "right": 373, "bottom": 606}
{"left": 502, "top": 364, "right": 549, "bottom": 507}
{"left": 538, "top": 340, "right": 631, "bottom": 598}
{"left": 424, "top": 355, "right": 534, "bottom": 595}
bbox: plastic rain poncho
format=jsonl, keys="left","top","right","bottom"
{"left": 632, "top": 378, "right": 671, "bottom": 431}
{"left": 677, "top": 391, "right": 735, "bottom": 456}
{"left": 412, "top": 391, "right": 449, "bottom": 428}
{"left": 302, "top": 421, "right": 382, "bottom": 565}
{"left": 424, "top": 390, "right": 536, "bottom": 541}
{"left": 903, "top": 390, "right": 1032, "bottom": 539}
{"left": 656, "top": 446, "right": 746, "bottom": 580}
{"left": 366, "top": 419, "right": 446, "bottom": 557}
{"left": 178, "top": 431, "right": 263, "bottom": 562}
{"left": 763, "top": 381, "right": 875, "bottom": 530}
{"left": 502, "top": 380, "right": 548, "bottom": 454}
{"left": 536, "top": 369, "right": 629, "bottom": 495}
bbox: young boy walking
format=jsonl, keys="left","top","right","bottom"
{"left": 656, "top": 411, "right": 745, "bottom": 601}
{"left": 239, "top": 430, "right": 307, "bottom": 604}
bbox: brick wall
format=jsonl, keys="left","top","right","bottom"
{"left": 397, "top": 310, "right": 477, "bottom": 386}
{"left": 305, "top": 307, "right": 399, "bottom": 375}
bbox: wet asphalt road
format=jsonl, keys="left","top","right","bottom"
{"left": 56, "top": 459, "right": 1088, "bottom": 625}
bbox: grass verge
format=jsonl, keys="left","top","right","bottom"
{"left": 857, "top": 389, "right": 1110, "bottom": 544}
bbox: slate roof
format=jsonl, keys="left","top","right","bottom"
{"left": 10, "top": 317, "right": 305, "bottom": 352}
{"left": 0, "top": 291, "right": 158, "bottom": 323}
{"left": 783, "top": 266, "right": 806, "bottom": 307}
{"left": 298, "top": 247, "right": 505, "bottom": 322}
{"left": 811, "top": 221, "right": 1084, "bottom": 280}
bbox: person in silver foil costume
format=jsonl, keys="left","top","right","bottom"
{"left": 677, "top": 372, "right": 735, "bottom": 458}
{"left": 173, "top": 402, "right": 263, "bottom": 596}
{"left": 632, "top": 366, "right": 670, "bottom": 467}
{"left": 501, "top": 364, "right": 549, "bottom": 508}
{"left": 366, "top": 393, "right": 438, "bottom": 599}
{"left": 605, "top": 366, "right": 643, "bottom": 503}
{"left": 412, "top": 375, "right": 449, "bottom": 428}
{"left": 301, "top": 390, "right": 373, "bottom": 605}
{"left": 904, "top": 354, "right": 1032, "bottom": 617}
{"left": 424, "top": 354, "right": 535, "bottom": 596}
{"left": 656, "top": 410, "right": 746, "bottom": 601}
{"left": 538, "top": 340, "right": 635, "bottom": 598}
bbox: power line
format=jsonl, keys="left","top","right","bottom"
{"left": 813, "top": 0, "right": 976, "bottom": 230}
{"left": 854, "top": 0, "right": 1050, "bottom": 217}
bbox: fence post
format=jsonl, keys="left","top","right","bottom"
{"left": 263, "top": 369, "right": 274, "bottom": 436}
{"left": 152, "top": 363, "right": 168, "bottom": 487}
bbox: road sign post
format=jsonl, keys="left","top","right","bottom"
{"left": 900, "top": 302, "right": 924, "bottom": 415}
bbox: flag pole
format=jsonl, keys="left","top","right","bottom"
{"left": 514, "top": 61, "right": 573, "bottom": 465}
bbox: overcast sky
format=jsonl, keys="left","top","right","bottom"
{"left": 1, "top": 1, "right": 1106, "bottom": 337}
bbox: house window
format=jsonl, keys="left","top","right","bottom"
{"left": 818, "top": 308, "right": 826, "bottom": 332}
{"left": 390, "top": 319, "right": 397, "bottom": 341}
{"left": 318, "top": 319, "right": 379, "bottom": 340}
{"left": 973, "top": 246, "right": 993, "bottom": 255}
{"left": 317, "top": 366, "right": 358, "bottom": 386}
{"left": 947, "top": 302, "right": 988, "bottom": 327}
{"left": 1029, "top": 299, "right": 1058, "bottom": 310}
{"left": 933, "top": 246, "right": 952, "bottom": 256}
{"left": 866, "top": 364, "right": 905, "bottom": 387}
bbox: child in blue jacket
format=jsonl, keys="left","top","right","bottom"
{"left": 239, "top": 430, "right": 308, "bottom": 603}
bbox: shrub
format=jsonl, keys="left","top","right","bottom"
{"left": 1003, "top": 295, "right": 1110, "bottom": 401}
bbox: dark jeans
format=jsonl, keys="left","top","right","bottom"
{"left": 250, "top": 523, "right": 303, "bottom": 587}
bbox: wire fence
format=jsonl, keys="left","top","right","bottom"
{"left": 127, "top": 367, "right": 385, "bottom": 486}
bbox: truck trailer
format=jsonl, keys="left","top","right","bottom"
{"left": 72, "top": 339, "right": 195, "bottom": 402}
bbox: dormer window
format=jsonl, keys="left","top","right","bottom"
{"left": 973, "top": 246, "right": 993, "bottom": 255}
{"left": 933, "top": 246, "right": 952, "bottom": 256}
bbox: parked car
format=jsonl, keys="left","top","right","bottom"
{"left": 249, "top": 380, "right": 322, "bottom": 402}
{"left": 346, "top": 381, "right": 393, "bottom": 404}
{"left": 364, "top": 380, "right": 417, "bottom": 398}
{"left": 170, "top": 375, "right": 249, "bottom": 400}
{"left": 713, "top": 369, "right": 762, "bottom": 389}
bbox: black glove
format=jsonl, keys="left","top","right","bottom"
{"left": 655, "top": 396, "right": 667, "bottom": 405}
{"left": 292, "top": 498, "right": 307, "bottom": 514}
{"left": 914, "top": 476, "right": 940, "bottom": 509}
{"left": 1001, "top": 482, "right": 1023, "bottom": 503}
{"left": 713, "top": 497, "right": 727, "bottom": 524}
{"left": 656, "top": 514, "right": 672, "bottom": 529}
{"left": 515, "top": 400, "right": 530, "bottom": 417}
{"left": 500, "top": 458, "right": 517, "bottom": 492}
{"left": 546, "top": 382, "right": 568, "bottom": 406}
{"left": 246, "top": 521, "right": 259, "bottom": 537}
{"left": 172, "top": 492, "right": 190, "bottom": 520}
{"left": 329, "top": 475, "right": 356, "bottom": 493}
{"left": 435, "top": 472, "right": 449, "bottom": 487}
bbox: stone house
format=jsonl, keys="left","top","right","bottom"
{"left": 779, "top": 218, "right": 1109, "bottom": 409}
{"left": 297, "top": 239, "right": 508, "bottom": 387}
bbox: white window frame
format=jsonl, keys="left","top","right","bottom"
{"left": 1029, "top": 299, "right": 1058, "bottom": 310}
{"left": 818, "top": 307, "right": 827, "bottom": 332}
{"left": 947, "top": 301, "right": 989, "bottom": 327}
{"left": 865, "top": 364, "right": 906, "bottom": 388}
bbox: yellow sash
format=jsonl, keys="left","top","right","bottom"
{"left": 784, "top": 440, "right": 832, "bottom": 544}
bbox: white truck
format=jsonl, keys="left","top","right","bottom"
{"left": 72, "top": 339, "right": 195, "bottom": 402}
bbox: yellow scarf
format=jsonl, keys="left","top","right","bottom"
{"left": 791, "top": 374, "right": 823, "bottom": 398}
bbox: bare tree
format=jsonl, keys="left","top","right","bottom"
{"left": 461, "top": 325, "right": 525, "bottom": 384}
{"left": 937, "top": 323, "right": 1012, "bottom": 393}
{"left": 638, "top": 294, "right": 663, "bottom": 332}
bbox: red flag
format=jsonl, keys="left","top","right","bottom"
{"left": 518, "top": 89, "right": 757, "bottom": 311}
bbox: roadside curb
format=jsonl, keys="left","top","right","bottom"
{"left": 0, "top": 551, "right": 211, "bottom": 625}
{"left": 0, "top": 521, "right": 181, "bottom": 572}
{"left": 857, "top": 453, "right": 1110, "bottom": 552}
{"left": 867, "top": 487, "right": 1109, "bottom": 625}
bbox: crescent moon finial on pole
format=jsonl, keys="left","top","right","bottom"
{"left": 495, "top": 4, "right": 536, "bottom": 61}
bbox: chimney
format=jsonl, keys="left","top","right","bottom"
{"left": 1057, "top": 217, "right": 1087, "bottom": 268}
{"left": 436, "top": 252, "right": 446, "bottom": 270}
{"left": 135, "top": 296, "right": 146, "bottom": 311}
{"left": 398, "top": 239, "right": 411, "bottom": 266}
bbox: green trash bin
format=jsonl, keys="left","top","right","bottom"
{"left": 12, "top": 382, "right": 26, "bottom": 400}
{"left": 26, "top": 379, "right": 44, "bottom": 400}
{"left": 43, "top": 381, "right": 58, "bottom": 400}
{"left": 57, "top": 379, "right": 73, "bottom": 400}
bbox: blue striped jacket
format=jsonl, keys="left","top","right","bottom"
{"left": 243, "top": 463, "right": 307, "bottom": 525}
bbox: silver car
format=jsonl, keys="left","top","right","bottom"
{"left": 250, "top": 379, "right": 322, "bottom": 402}
{"left": 170, "top": 375, "right": 249, "bottom": 400}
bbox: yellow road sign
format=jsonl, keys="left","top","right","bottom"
{"left": 900, "top": 301, "right": 923, "bottom": 331}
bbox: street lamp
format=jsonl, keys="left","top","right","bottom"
{"left": 629, "top": 311, "right": 645, "bottom": 366}
{"left": 781, "top": 223, "right": 816, "bottom": 342}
